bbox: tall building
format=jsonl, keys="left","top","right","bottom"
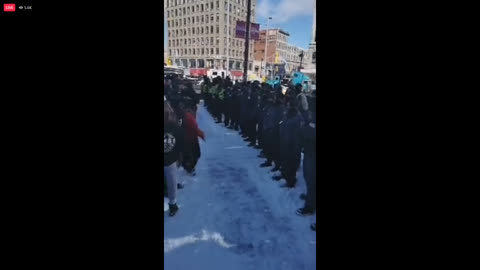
{"left": 165, "top": 0, "right": 256, "bottom": 77}
{"left": 304, "top": 1, "right": 316, "bottom": 71}
{"left": 253, "top": 29, "right": 305, "bottom": 76}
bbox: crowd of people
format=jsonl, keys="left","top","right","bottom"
{"left": 201, "top": 76, "right": 317, "bottom": 231}
{"left": 163, "top": 74, "right": 316, "bottom": 231}
{"left": 164, "top": 75, "right": 204, "bottom": 217}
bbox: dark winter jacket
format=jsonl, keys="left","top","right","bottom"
{"left": 263, "top": 103, "right": 285, "bottom": 131}
{"left": 164, "top": 122, "right": 184, "bottom": 166}
{"left": 301, "top": 121, "right": 316, "bottom": 159}
{"left": 282, "top": 112, "right": 302, "bottom": 167}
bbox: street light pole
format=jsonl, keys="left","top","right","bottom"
{"left": 226, "top": 1, "right": 229, "bottom": 77}
{"left": 263, "top": 17, "right": 271, "bottom": 78}
{"left": 243, "top": 0, "right": 251, "bottom": 83}
{"left": 298, "top": 50, "right": 304, "bottom": 72}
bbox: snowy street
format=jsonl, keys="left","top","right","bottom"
{"left": 164, "top": 102, "right": 316, "bottom": 270}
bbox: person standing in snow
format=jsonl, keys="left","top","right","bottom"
{"left": 260, "top": 92, "right": 285, "bottom": 168}
{"left": 297, "top": 97, "right": 316, "bottom": 216}
{"left": 278, "top": 104, "right": 302, "bottom": 188}
{"left": 181, "top": 103, "right": 206, "bottom": 176}
{"left": 164, "top": 101, "right": 183, "bottom": 217}
{"left": 245, "top": 85, "right": 259, "bottom": 147}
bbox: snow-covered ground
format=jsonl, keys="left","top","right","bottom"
{"left": 164, "top": 102, "right": 316, "bottom": 270}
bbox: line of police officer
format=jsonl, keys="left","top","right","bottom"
{"left": 201, "top": 76, "right": 317, "bottom": 218}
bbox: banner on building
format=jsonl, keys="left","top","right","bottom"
{"left": 235, "top": 21, "right": 260, "bottom": 40}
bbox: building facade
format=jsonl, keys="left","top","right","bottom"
{"left": 304, "top": 0, "right": 316, "bottom": 71}
{"left": 165, "top": 0, "right": 257, "bottom": 76}
{"left": 253, "top": 29, "right": 305, "bottom": 77}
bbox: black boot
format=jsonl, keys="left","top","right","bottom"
{"left": 248, "top": 142, "right": 256, "bottom": 147}
{"left": 177, "top": 183, "right": 184, "bottom": 189}
{"left": 311, "top": 223, "right": 316, "bottom": 231}
{"left": 260, "top": 160, "right": 272, "bottom": 167}
{"left": 296, "top": 207, "right": 314, "bottom": 216}
{"left": 257, "top": 153, "right": 266, "bottom": 158}
{"left": 271, "top": 166, "right": 280, "bottom": 172}
{"left": 299, "top": 193, "right": 307, "bottom": 200}
{"left": 272, "top": 175, "right": 283, "bottom": 181}
{"left": 169, "top": 203, "right": 179, "bottom": 217}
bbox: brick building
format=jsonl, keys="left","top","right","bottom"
{"left": 253, "top": 29, "right": 305, "bottom": 77}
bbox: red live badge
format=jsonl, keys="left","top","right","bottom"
{"left": 4, "top": 4, "right": 16, "bottom": 12}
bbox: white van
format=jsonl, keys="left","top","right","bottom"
{"left": 207, "top": 69, "right": 230, "bottom": 80}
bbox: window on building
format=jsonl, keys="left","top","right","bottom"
{"left": 216, "top": 48, "right": 219, "bottom": 55}
{"left": 202, "top": 48, "right": 205, "bottom": 55}
{"left": 175, "top": 9, "right": 177, "bottom": 16}
{"left": 192, "top": 6, "right": 195, "bottom": 12}
{"left": 206, "top": 27, "right": 209, "bottom": 34}
{"left": 216, "top": 13, "right": 219, "bottom": 22}
{"left": 211, "top": 37, "right": 214, "bottom": 44}
{"left": 216, "top": 25, "right": 219, "bottom": 34}
{"left": 211, "top": 2, "right": 214, "bottom": 10}
{"left": 192, "top": 28, "right": 195, "bottom": 34}
{"left": 216, "top": 37, "right": 219, "bottom": 45}
{"left": 206, "top": 15, "right": 209, "bottom": 23}
{"left": 211, "top": 48, "right": 214, "bottom": 54}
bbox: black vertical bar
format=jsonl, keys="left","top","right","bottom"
{"left": 243, "top": 0, "right": 251, "bottom": 83}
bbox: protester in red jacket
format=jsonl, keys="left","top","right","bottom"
{"left": 182, "top": 104, "right": 205, "bottom": 175}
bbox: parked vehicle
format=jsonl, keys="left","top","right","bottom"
{"left": 207, "top": 69, "right": 230, "bottom": 80}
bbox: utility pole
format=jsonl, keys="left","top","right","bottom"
{"left": 243, "top": 0, "right": 252, "bottom": 83}
{"left": 226, "top": 1, "right": 230, "bottom": 77}
{"left": 263, "top": 17, "right": 271, "bottom": 78}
